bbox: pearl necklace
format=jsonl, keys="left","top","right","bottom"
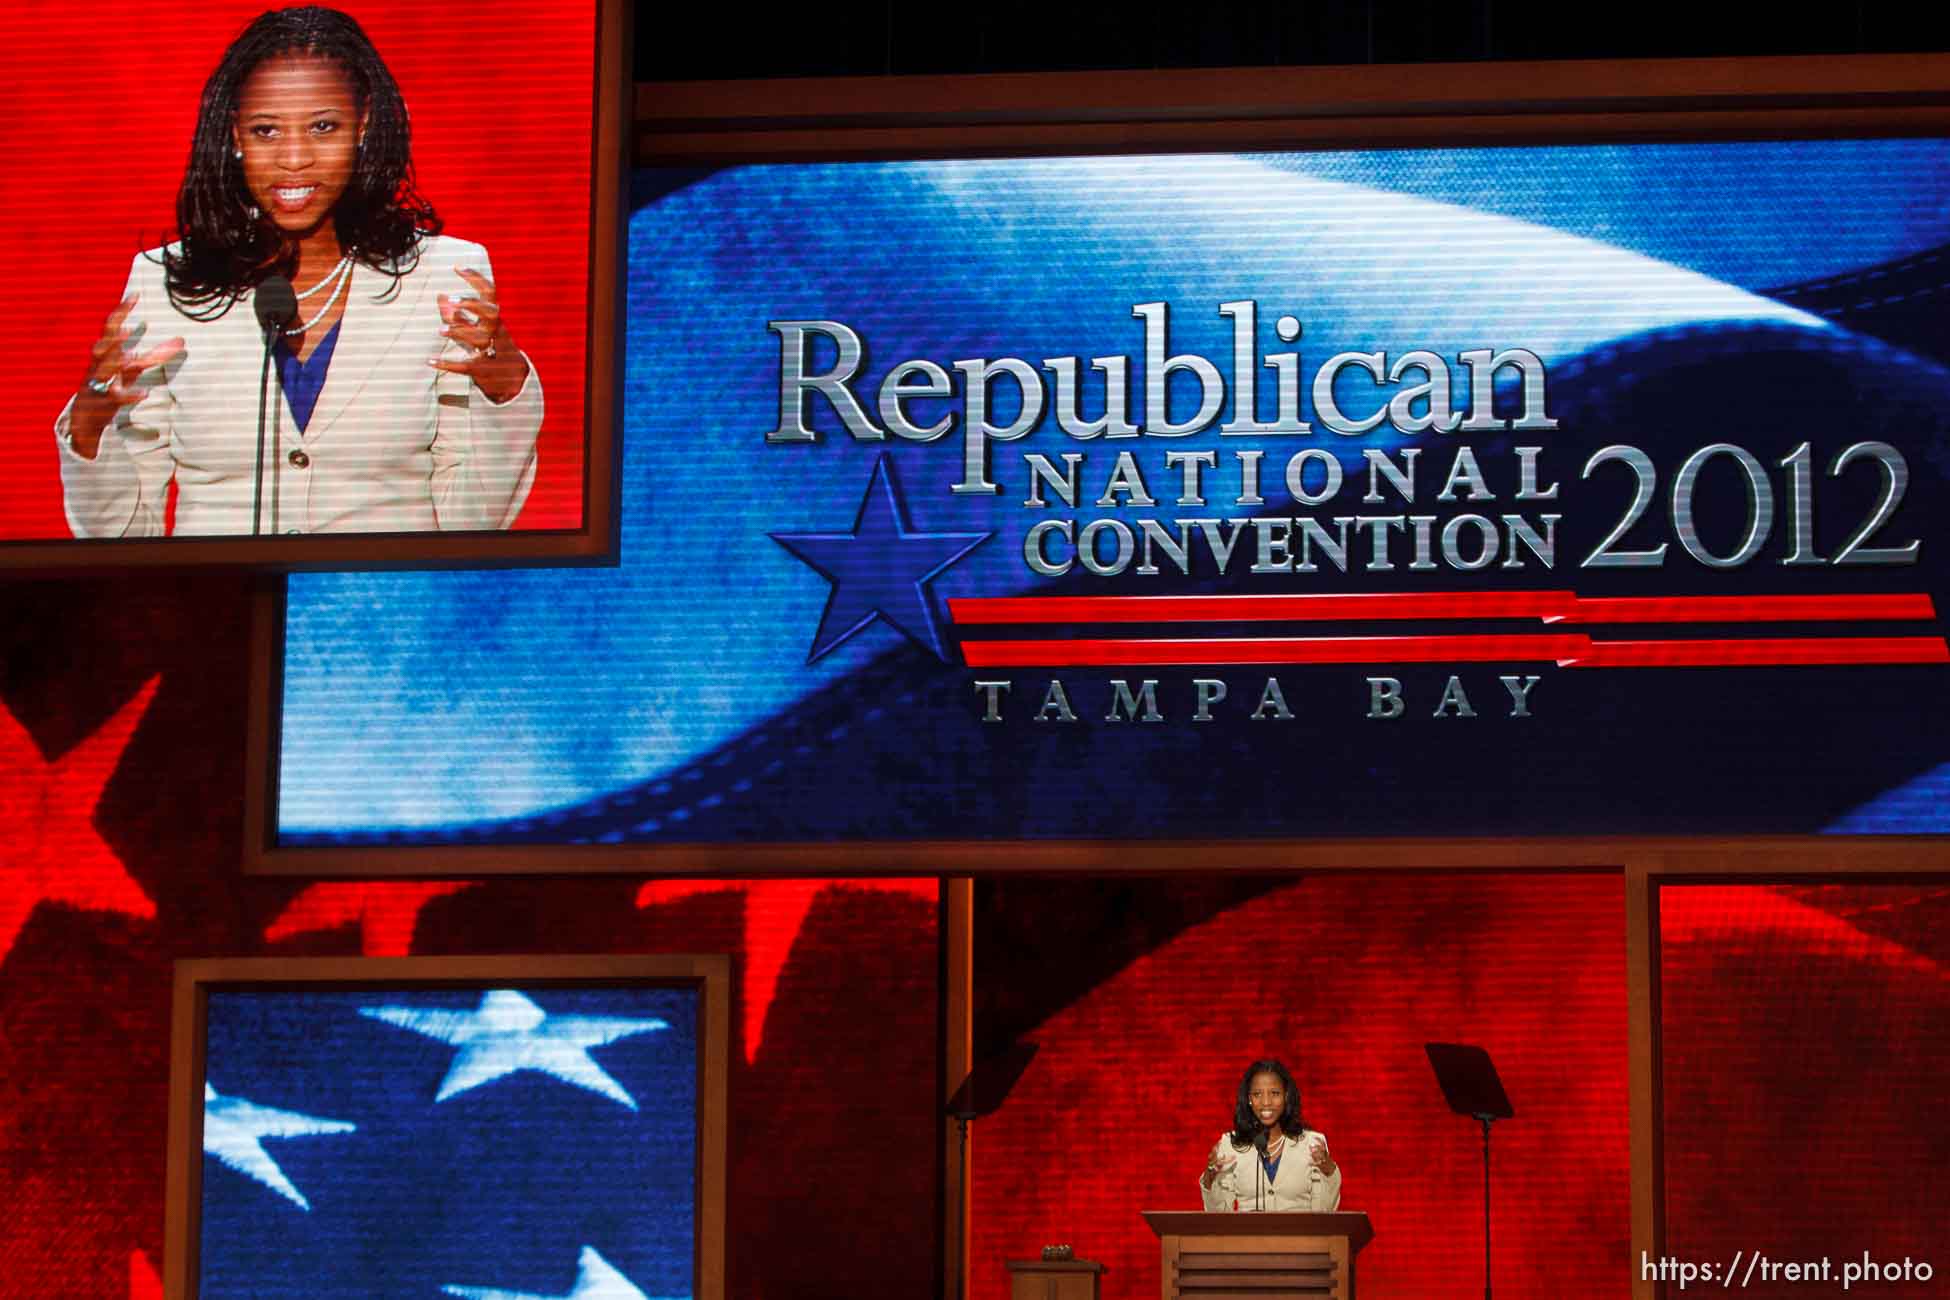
{"left": 283, "top": 256, "right": 354, "bottom": 336}
{"left": 294, "top": 254, "right": 352, "bottom": 299}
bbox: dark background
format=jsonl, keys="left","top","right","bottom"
{"left": 638, "top": 0, "right": 1950, "bottom": 81}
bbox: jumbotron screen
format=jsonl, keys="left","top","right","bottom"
{"left": 0, "top": 1, "right": 599, "bottom": 559}
{"left": 971, "top": 872, "right": 1628, "bottom": 1299}
{"left": 276, "top": 141, "right": 1950, "bottom": 848}
{"left": 193, "top": 983, "right": 697, "bottom": 1299}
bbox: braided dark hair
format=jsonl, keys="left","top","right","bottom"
{"left": 162, "top": 6, "right": 440, "bottom": 316}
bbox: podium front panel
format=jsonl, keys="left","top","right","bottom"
{"left": 1164, "top": 1233, "right": 1349, "bottom": 1300}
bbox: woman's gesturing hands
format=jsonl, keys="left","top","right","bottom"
{"left": 1201, "top": 1149, "right": 1238, "bottom": 1188}
{"left": 69, "top": 296, "right": 185, "bottom": 459}
{"left": 431, "top": 267, "right": 527, "bottom": 404}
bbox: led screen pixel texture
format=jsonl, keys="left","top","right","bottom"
{"left": 197, "top": 985, "right": 696, "bottom": 1299}
{"left": 282, "top": 143, "right": 1950, "bottom": 844}
{"left": 0, "top": 0, "right": 592, "bottom": 542}
{"left": 0, "top": 562, "right": 942, "bottom": 1296}
{"left": 970, "top": 873, "right": 1630, "bottom": 1299}
{"left": 1660, "top": 883, "right": 1948, "bottom": 1299}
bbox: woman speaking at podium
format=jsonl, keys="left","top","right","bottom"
{"left": 55, "top": 6, "right": 541, "bottom": 537}
{"left": 1199, "top": 1058, "right": 1342, "bottom": 1212}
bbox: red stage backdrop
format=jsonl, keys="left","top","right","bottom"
{"left": 0, "top": 0, "right": 592, "bottom": 541}
{"left": 1661, "top": 883, "right": 1948, "bottom": 1299}
{"left": 0, "top": 575, "right": 935, "bottom": 1299}
{"left": 971, "top": 874, "right": 1631, "bottom": 1299}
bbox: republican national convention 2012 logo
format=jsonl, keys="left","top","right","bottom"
{"left": 764, "top": 301, "right": 1946, "bottom": 726}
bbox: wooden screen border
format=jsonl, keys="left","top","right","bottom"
{"left": 163, "top": 953, "right": 729, "bottom": 1300}
{"left": 0, "top": 0, "right": 627, "bottom": 573}
{"left": 637, "top": 51, "right": 1950, "bottom": 164}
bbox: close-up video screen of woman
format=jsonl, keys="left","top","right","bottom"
{"left": 0, "top": 0, "right": 594, "bottom": 543}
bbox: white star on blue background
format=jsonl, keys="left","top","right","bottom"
{"left": 770, "top": 453, "right": 990, "bottom": 663}
{"left": 201, "top": 1082, "right": 356, "bottom": 1211}
{"left": 359, "top": 989, "right": 667, "bottom": 1109}
{"left": 444, "top": 1245, "right": 675, "bottom": 1300}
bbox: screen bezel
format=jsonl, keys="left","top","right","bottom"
{"left": 251, "top": 50, "right": 1950, "bottom": 874}
{"left": 163, "top": 953, "right": 729, "bottom": 1300}
{"left": 1, "top": 0, "right": 627, "bottom": 572}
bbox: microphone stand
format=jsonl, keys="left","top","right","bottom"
{"left": 252, "top": 328, "right": 274, "bottom": 535}
{"left": 943, "top": 1042, "right": 1038, "bottom": 1300}
{"left": 1423, "top": 1042, "right": 1514, "bottom": 1300}
{"left": 251, "top": 276, "right": 297, "bottom": 535}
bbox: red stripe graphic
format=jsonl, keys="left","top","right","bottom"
{"left": 949, "top": 591, "right": 1570, "bottom": 624}
{"left": 964, "top": 635, "right": 1586, "bottom": 668}
{"left": 960, "top": 635, "right": 1950, "bottom": 669}
{"left": 1563, "top": 637, "right": 1950, "bottom": 668}
{"left": 947, "top": 591, "right": 1938, "bottom": 626}
{"left": 1556, "top": 594, "right": 1937, "bottom": 624}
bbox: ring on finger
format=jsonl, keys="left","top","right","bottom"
{"left": 85, "top": 376, "right": 113, "bottom": 396}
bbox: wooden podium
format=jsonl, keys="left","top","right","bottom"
{"left": 1006, "top": 1257, "right": 1105, "bottom": 1299}
{"left": 1142, "top": 1212, "right": 1374, "bottom": 1299}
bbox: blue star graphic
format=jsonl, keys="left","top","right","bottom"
{"left": 770, "top": 454, "right": 989, "bottom": 663}
{"left": 358, "top": 989, "right": 667, "bottom": 1110}
{"left": 201, "top": 1082, "right": 357, "bottom": 1211}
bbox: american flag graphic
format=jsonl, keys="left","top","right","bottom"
{"left": 196, "top": 986, "right": 696, "bottom": 1299}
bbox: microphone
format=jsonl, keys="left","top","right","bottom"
{"left": 252, "top": 276, "right": 297, "bottom": 535}
{"left": 254, "top": 274, "right": 297, "bottom": 332}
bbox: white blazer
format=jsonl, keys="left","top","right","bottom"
{"left": 56, "top": 235, "right": 542, "bottom": 537}
{"left": 1199, "top": 1128, "right": 1343, "bottom": 1213}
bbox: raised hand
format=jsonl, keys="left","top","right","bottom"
{"left": 69, "top": 296, "right": 186, "bottom": 459}
{"left": 430, "top": 267, "right": 527, "bottom": 404}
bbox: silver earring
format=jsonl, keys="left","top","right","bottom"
{"left": 248, "top": 204, "right": 260, "bottom": 220}
{"left": 233, "top": 148, "right": 243, "bottom": 160}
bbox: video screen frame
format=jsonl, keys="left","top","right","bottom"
{"left": 245, "top": 49, "right": 1950, "bottom": 876}
{"left": 163, "top": 953, "right": 729, "bottom": 1300}
{"left": 0, "top": 0, "right": 628, "bottom": 571}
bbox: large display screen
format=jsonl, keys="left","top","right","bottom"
{"left": 275, "top": 141, "right": 1950, "bottom": 850}
{"left": 971, "top": 872, "right": 1628, "bottom": 1299}
{"left": 168, "top": 959, "right": 719, "bottom": 1299}
{"left": 0, "top": 0, "right": 613, "bottom": 566}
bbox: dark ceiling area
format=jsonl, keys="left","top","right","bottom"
{"left": 638, "top": 0, "right": 1950, "bottom": 82}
